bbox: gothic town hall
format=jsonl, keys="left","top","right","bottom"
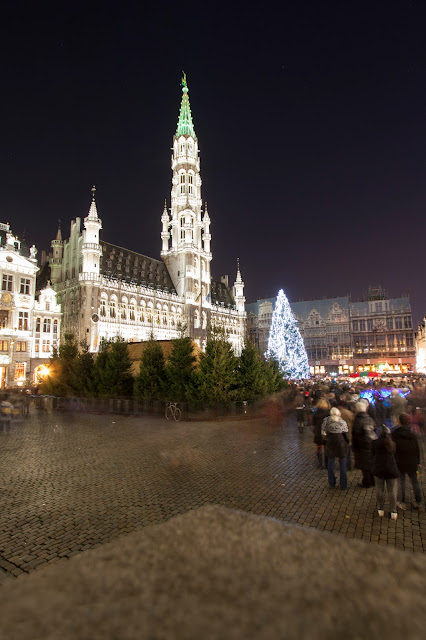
{"left": 46, "top": 77, "right": 246, "bottom": 354}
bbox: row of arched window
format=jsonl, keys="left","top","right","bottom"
{"left": 98, "top": 294, "right": 183, "bottom": 326}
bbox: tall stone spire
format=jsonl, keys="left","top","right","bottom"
{"left": 176, "top": 72, "right": 197, "bottom": 140}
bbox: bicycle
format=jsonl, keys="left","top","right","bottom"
{"left": 165, "top": 401, "right": 181, "bottom": 421}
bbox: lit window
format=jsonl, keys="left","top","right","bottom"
{"left": 129, "top": 305, "right": 135, "bottom": 321}
{"left": 42, "top": 340, "right": 51, "bottom": 353}
{"left": 0, "top": 340, "right": 9, "bottom": 352}
{"left": 20, "top": 278, "right": 30, "bottom": 295}
{"left": 0, "top": 311, "right": 8, "bottom": 329}
{"left": 15, "top": 342, "right": 26, "bottom": 352}
{"left": 2, "top": 274, "right": 13, "bottom": 291}
{"left": 18, "top": 312, "right": 29, "bottom": 331}
{"left": 14, "top": 363, "right": 25, "bottom": 380}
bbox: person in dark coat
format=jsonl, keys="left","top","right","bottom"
{"left": 312, "top": 398, "right": 330, "bottom": 469}
{"left": 392, "top": 413, "right": 422, "bottom": 508}
{"left": 352, "top": 399, "right": 377, "bottom": 488}
{"left": 321, "top": 407, "right": 349, "bottom": 489}
{"left": 372, "top": 425, "right": 400, "bottom": 519}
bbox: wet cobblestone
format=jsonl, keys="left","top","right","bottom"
{"left": 0, "top": 410, "right": 425, "bottom": 579}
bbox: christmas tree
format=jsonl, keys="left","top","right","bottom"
{"left": 266, "top": 289, "right": 310, "bottom": 379}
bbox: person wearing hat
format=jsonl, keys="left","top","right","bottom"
{"left": 321, "top": 407, "right": 349, "bottom": 489}
{"left": 372, "top": 425, "right": 400, "bottom": 520}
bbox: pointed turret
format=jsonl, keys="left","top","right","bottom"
{"left": 202, "top": 202, "right": 211, "bottom": 254}
{"left": 86, "top": 185, "right": 100, "bottom": 221}
{"left": 161, "top": 200, "right": 170, "bottom": 252}
{"left": 81, "top": 185, "right": 102, "bottom": 279}
{"left": 233, "top": 258, "right": 245, "bottom": 313}
{"left": 175, "top": 72, "right": 197, "bottom": 140}
{"left": 50, "top": 221, "right": 64, "bottom": 284}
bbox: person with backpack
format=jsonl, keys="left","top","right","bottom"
{"left": 321, "top": 407, "right": 349, "bottom": 490}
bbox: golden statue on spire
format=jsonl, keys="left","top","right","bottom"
{"left": 181, "top": 71, "right": 187, "bottom": 88}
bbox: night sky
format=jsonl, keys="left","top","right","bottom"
{"left": 1, "top": 1, "right": 425, "bottom": 323}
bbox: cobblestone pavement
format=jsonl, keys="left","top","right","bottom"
{"left": 0, "top": 409, "right": 425, "bottom": 580}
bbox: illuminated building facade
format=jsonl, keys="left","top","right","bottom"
{"left": 0, "top": 223, "right": 61, "bottom": 387}
{"left": 247, "top": 287, "right": 416, "bottom": 375}
{"left": 45, "top": 77, "right": 246, "bottom": 354}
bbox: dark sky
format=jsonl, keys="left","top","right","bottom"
{"left": 1, "top": 1, "right": 426, "bottom": 322}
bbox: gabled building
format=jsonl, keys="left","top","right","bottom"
{"left": 247, "top": 287, "right": 416, "bottom": 375}
{"left": 0, "top": 223, "right": 61, "bottom": 387}
{"left": 46, "top": 76, "right": 246, "bottom": 354}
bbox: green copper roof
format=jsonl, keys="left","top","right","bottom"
{"left": 176, "top": 73, "right": 197, "bottom": 140}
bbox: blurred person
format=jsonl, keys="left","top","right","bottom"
{"left": 372, "top": 425, "right": 399, "bottom": 520}
{"left": 0, "top": 393, "right": 14, "bottom": 431}
{"left": 312, "top": 398, "right": 330, "bottom": 469}
{"left": 352, "top": 399, "right": 377, "bottom": 488}
{"left": 408, "top": 406, "right": 424, "bottom": 436}
{"left": 321, "top": 407, "right": 349, "bottom": 489}
{"left": 294, "top": 390, "right": 305, "bottom": 433}
{"left": 338, "top": 399, "right": 355, "bottom": 471}
{"left": 390, "top": 389, "right": 408, "bottom": 426}
{"left": 392, "top": 413, "right": 422, "bottom": 509}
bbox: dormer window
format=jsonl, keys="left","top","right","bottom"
{"left": 45, "top": 301, "right": 50, "bottom": 311}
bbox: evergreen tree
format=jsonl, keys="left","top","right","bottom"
{"left": 94, "top": 338, "right": 133, "bottom": 397}
{"left": 263, "top": 357, "right": 287, "bottom": 394}
{"left": 40, "top": 333, "right": 79, "bottom": 396}
{"left": 198, "top": 326, "right": 237, "bottom": 404}
{"left": 236, "top": 340, "right": 268, "bottom": 401}
{"left": 69, "top": 341, "right": 96, "bottom": 397}
{"left": 134, "top": 338, "right": 166, "bottom": 400}
{"left": 166, "top": 335, "right": 197, "bottom": 402}
{"left": 266, "top": 289, "right": 309, "bottom": 379}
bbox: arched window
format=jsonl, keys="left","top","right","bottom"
{"left": 188, "top": 174, "right": 193, "bottom": 195}
{"left": 100, "top": 298, "right": 106, "bottom": 317}
{"left": 162, "top": 306, "right": 168, "bottom": 325}
{"left": 109, "top": 299, "right": 116, "bottom": 319}
{"left": 180, "top": 173, "right": 185, "bottom": 194}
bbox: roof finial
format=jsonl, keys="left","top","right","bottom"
{"left": 181, "top": 71, "right": 187, "bottom": 90}
{"left": 237, "top": 257, "right": 240, "bottom": 271}
{"left": 91, "top": 185, "right": 96, "bottom": 202}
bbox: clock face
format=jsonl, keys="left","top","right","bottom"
{"left": 1, "top": 293, "right": 12, "bottom": 304}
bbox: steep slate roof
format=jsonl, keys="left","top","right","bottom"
{"left": 100, "top": 241, "right": 177, "bottom": 294}
{"left": 350, "top": 297, "right": 411, "bottom": 315}
{"left": 211, "top": 280, "right": 235, "bottom": 307}
{"left": 245, "top": 296, "right": 350, "bottom": 322}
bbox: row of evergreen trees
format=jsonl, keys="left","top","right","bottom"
{"left": 40, "top": 328, "right": 285, "bottom": 404}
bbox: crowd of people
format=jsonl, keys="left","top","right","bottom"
{"left": 292, "top": 382, "right": 423, "bottom": 520}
